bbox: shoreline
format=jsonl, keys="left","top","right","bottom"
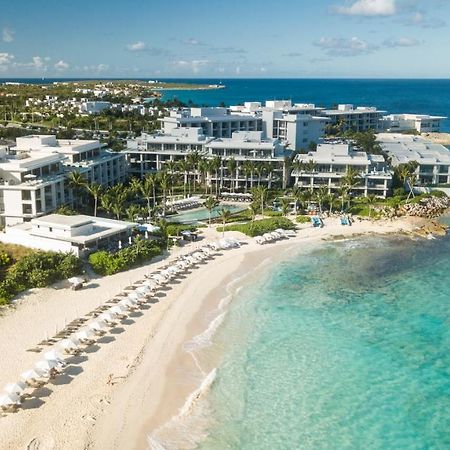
{"left": 0, "top": 217, "right": 433, "bottom": 449}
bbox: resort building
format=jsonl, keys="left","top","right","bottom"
{"left": 205, "top": 131, "right": 291, "bottom": 189}
{"left": 125, "top": 129, "right": 292, "bottom": 189}
{"left": 318, "top": 104, "right": 385, "bottom": 133}
{"left": 377, "top": 133, "right": 450, "bottom": 186}
{"left": 159, "top": 107, "right": 262, "bottom": 138}
{"left": 291, "top": 141, "right": 392, "bottom": 198}
{"left": 0, "top": 135, "right": 127, "bottom": 226}
{"left": 80, "top": 101, "right": 111, "bottom": 114}
{"left": 262, "top": 110, "right": 329, "bottom": 150}
{"left": 381, "top": 114, "right": 447, "bottom": 133}
{"left": 0, "top": 214, "right": 136, "bottom": 257}
{"left": 14, "top": 135, "right": 127, "bottom": 188}
{"left": 126, "top": 128, "right": 213, "bottom": 176}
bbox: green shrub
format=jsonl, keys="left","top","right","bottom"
{"left": 263, "top": 209, "right": 282, "bottom": 217}
{"left": 166, "top": 224, "right": 197, "bottom": 237}
{"left": 0, "top": 251, "right": 83, "bottom": 304}
{"left": 296, "top": 215, "right": 311, "bottom": 224}
{"left": 220, "top": 217, "right": 295, "bottom": 237}
{"left": 0, "top": 252, "right": 11, "bottom": 268}
{"left": 89, "top": 238, "right": 162, "bottom": 276}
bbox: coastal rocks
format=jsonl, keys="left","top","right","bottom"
{"left": 414, "top": 220, "right": 448, "bottom": 238}
{"left": 400, "top": 196, "right": 449, "bottom": 218}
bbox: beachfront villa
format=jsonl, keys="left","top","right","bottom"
{"left": 381, "top": 114, "right": 447, "bottom": 134}
{"left": 0, "top": 136, "right": 127, "bottom": 226}
{"left": 378, "top": 133, "right": 450, "bottom": 186}
{"left": 125, "top": 129, "right": 291, "bottom": 189}
{"left": 291, "top": 142, "right": 393, "bottom": 198}
{"left": 0, "top": 213, "right": 136, "bottom": 256}
{"left": 318, "top": 104, "right": 385, "bottom": 133}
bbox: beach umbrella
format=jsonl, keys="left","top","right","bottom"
{"left": 110, "top": 305, "right": 129, "bottom": 316}
{"left": 135, "top": 285, "right": 150, "bottom": 295}
{"left": 35, "top": 359, "right": 59, "bottom": 373}
{"left": 58, "top": 338, "right": 80, "bottom": 352}
{"left": 76, "top": 328, "right": 96, "bottom": 342}
{"left": 89, "top": 320, "right": 108, "bottom": 333}
{"left": 99, "top": 312, "right": 118, "bottom": 325}
{"left": 4, "top": 382, "right": 26, "bottom": 395}
{"left": 44, "top": 349, "right": 65, "bottom": 363}
{"left": 142, "top": 280, "right": 158, "bottom": 290}
{"left": 20, "top": 369, "right": 46, "bottom": 384}
{"left": 0, "top": 393, "right": 20, "bottom": 408}
{"left": 119, "top": 299, "right": 138, "bottom": 310}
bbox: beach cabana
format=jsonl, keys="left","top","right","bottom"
{"left": 20, "top": 369, "right": 47, "bottom": 387}
{"left": 76, "top": 328, "right": 96, "bottom": 344}
{"left": 3, "top": 382, "right": 27, "bottom": 396}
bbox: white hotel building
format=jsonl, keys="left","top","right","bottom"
{"left": 159, "top": 107, "right": 262, "bottom": 138}
{"left": 126, "top": 128, "right": 291, "bottom": 189}
{"left": 381, "top": 114, "right": 447, "bottom": 134}
{"left": 292, "top": 142, "right": 392, "bottom": 198}
{"left": 319, "top": 104, "right": 385, "bottom": 132}
{"left": 0, "top": 136, "right": 127, "bottom": 226}
{"left": 378, "top": 133, "right": 450, "bottom": 186}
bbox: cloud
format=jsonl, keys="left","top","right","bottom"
{"left": 126, "top": 41, "right": 170, "bottom": 56}
{"left": 314, "top": 36, "right": 377, "bottom": 56}
{"left": 126, "top": 41, "right": 147, "bottom": 52}
{"left": 54, "top": 60, "right": 69, "bottom": 71}
{"left": 183, "top": 37, "right": 202, "bottom": 45}
{"left": 174, "top": 59, "right": 210, "bottom": 73}
{"left": 405, "top": 11, "right": 446, "bottom": 28}
{"left": 383, "top": 36, "right": 420, "bottom": 47}
{"left": 2, "top": 27, "right": 14, "bottom": 43}
{"left": 0, "top": 52, "right": 14, "bottom": 65}
{"left": 284, "top": 52, "right": 303, "bottom": 57}
{"left": 83, "top": 63, "right": 109, "bottom": 73}
{"left": 333, "top": 0, "right": 397, "bottom": 16}
{"left": 210, "top": 46, "right": 247, "bottom": 54}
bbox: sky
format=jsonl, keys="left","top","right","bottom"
{"left": 0, "top": 0, "right": 449, "bottom": 78}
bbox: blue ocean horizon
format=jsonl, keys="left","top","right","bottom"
{"left": 2, "top": 77, "right": 450, "bottom": 131}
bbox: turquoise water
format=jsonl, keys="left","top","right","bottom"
{"left": 199, "top": 232, "right": 450, "bottom": 449}
{"left": 166, "top": 204, "right": 246, "bottom": 224}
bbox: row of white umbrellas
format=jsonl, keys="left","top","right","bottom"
{"left": 254, "top": 228, "right": 290, "bottom": 245}
{"left": 1, "top": 242, "right": 236, "bottom": 412}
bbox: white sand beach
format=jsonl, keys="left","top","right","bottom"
{"left": 0, "top": 217, "right": 420, "bottom": 450}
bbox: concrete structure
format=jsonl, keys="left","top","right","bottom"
{"left": 378, "top": 133, "right": 450, "bottom": 186}
{"left": 262, "top": 110, "right": 329, "bottom": 150}
{"left": 126, "top": 128, "right": 212, "bottom": 177}
{"left": 159, "top": 107, "right": 262, "bottom": 138}
{"left": 125, "top": 129, "right": 292, "bottom": 189}
{"left": 15, "top": 135, "right": 127, "bottom": 188}
{"left": 381, "top": 114, "right": 447, "bottom": 133}
{"left": 292, "top": 141, "right": 392, "bottom": 197}
{"left": 319, "top": 104, "right": 385, "bottom": 133}
{"left": 0, "top": 214, "right": 136, "bottom": 256}
{"left": 80, "top": 101, "right": 111, "bottom": 114}
{"left": 0, "top": 135, "right": 127, "bottom": 226}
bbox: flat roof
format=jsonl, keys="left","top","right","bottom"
{"left": 32, "top": 214, "right": 93, "bottom": 228}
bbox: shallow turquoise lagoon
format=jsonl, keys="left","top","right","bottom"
{"left": 199, "top": 234, "right": 450, "bottom": 450}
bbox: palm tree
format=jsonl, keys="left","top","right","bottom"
{"left": 227, "top": 158, "right": 237, "bottom": 192}
{"left": 158, "top": 171, "right": 171, "bottom": 217}
{"left": 100, "top": 193, "right": 114, "bottom": 217}
{"left": 249, "top": 202, "right": 258, "bottom": 231}
{"left": 140, "top": 175, "right": 155, "bottom": 221}
{"left": 242, "top": 161, "right": 252, "bottom": 193}
{"left": 291, "top": 186, "right": 303, "bottom": 214}
{"left": 177, "top": 159, "right": 190, "bottom": 197}
{"left": 280, "top": 198, "right": 291, "bottom": 217}
{"left": 85, "top": 183, "right": 103, "bottom": 217}
{"left": 255, "top": 162, "right": 264, "bottom": 187}
{"left": 66, "top": 170, "right": 87, "bottom": 210}
{"left": 314, "top": 186, "right": 328, "bottom": 214}
{"left": 129, "top": 177, "right": 142, "bottom": 200}
{"left": 304, "top": 160, "right": 317, "bottom": 191}
{"left": 337, "top": 186, "right": 349, "bottom": 212}
{"left": 327, "top": 193, "right": 337, "bottom": 215}
{"left": 252, "top": 186, "right": 268, "bottom": 216}
{"left": 218, "top": 208, "right": 231, "bottom": 237}
{"left": 211, "top": 156, "right": 222, "bottom": 198}
{"left": 265, "top": 162, "right": 274, "bottom": 189}
{"left": 366, "top": 194, "right": 378, "bottom": 219}
{"left": 125, "top": 204, "right": 141, "bottom": 222}
{"left": 187, "top": 151, "right": 201, "bottom": 193}
{"left": 342, "top": 166, "right": 360, "bottom": 193}
{"left": 204, "top": 196, "right": 219, "bottom": 227}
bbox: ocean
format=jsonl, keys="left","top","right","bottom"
{"left": 150, "top": 227, "right": 450, "bottom": 449}
{"left": 2, "top": 78, "right": 450, "bottom": 132}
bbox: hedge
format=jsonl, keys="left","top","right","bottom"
{"left": 220, "top": 217, "right": 295, "bottom": 237}
{"left": 89, "top": 238, "right": 162, "bottom": 276}
{"left": 0, "top": 251, "right": 83, "bottom": 305}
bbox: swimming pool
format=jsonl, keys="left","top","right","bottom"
{"left": 166, "top": 203, "right": 247, "bottom": 224}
